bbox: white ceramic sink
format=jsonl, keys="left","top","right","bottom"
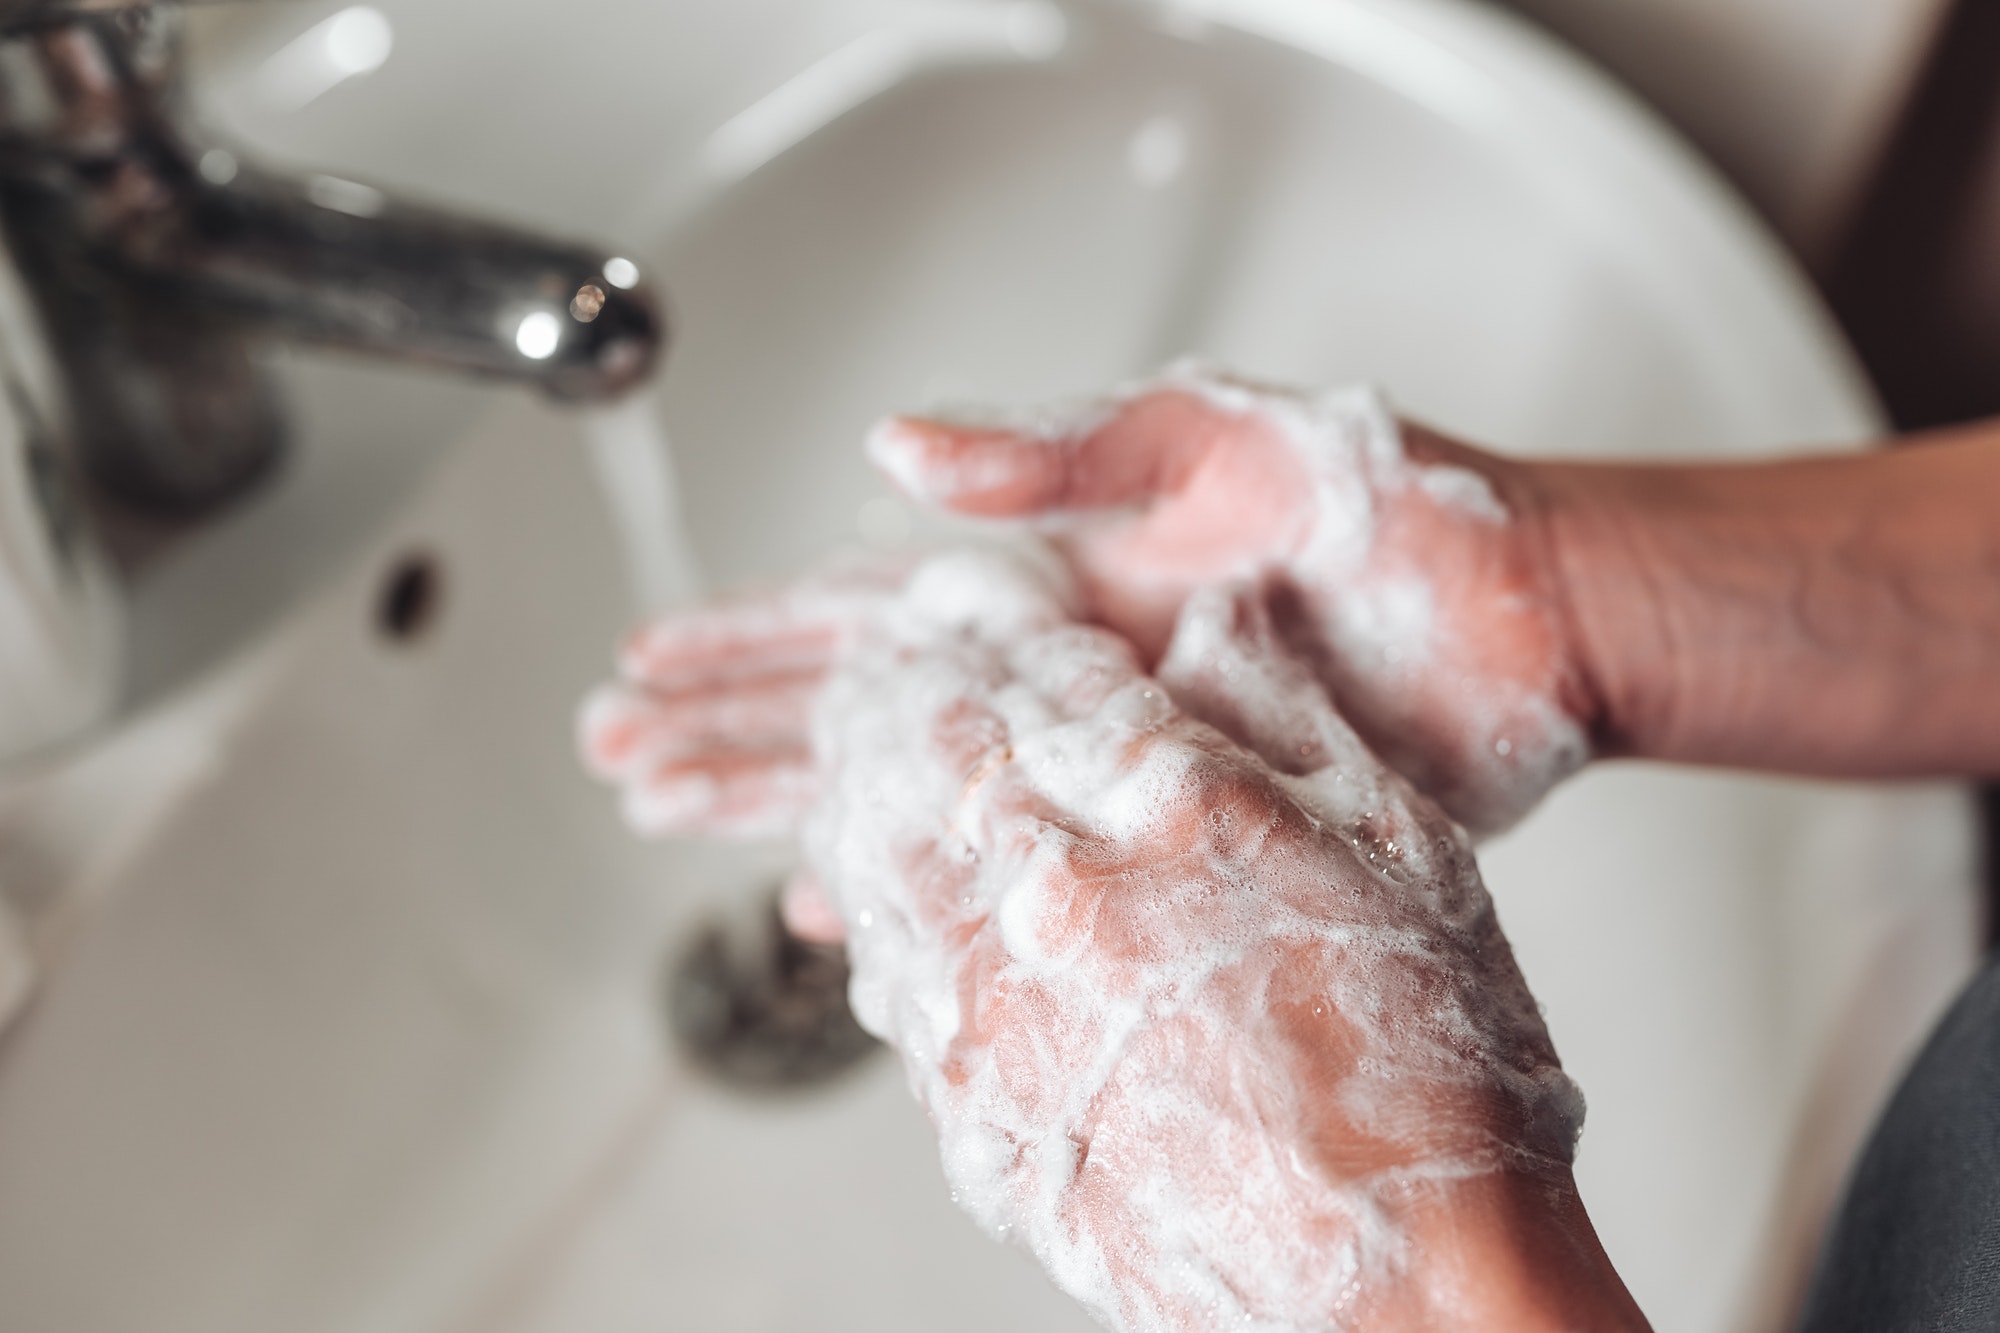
{"left": 0, "top": 2, "right": 1977, "bottom": 1331}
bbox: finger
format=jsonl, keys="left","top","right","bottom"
{"left": 584, "top": 672, "right": 822, "bottom": 774}
{"left": 780, "top": 869, "right": 847, "bottom": 944}
{"left": 866, "top": 386, "right": 1245, "bottom": 517}
{"left": 619, "top": 747, "right": 819, "bottom": 839}
{"left": 616, "top": 555, "right": 913, "bottom": 691}
{"left": 579, "top": 681, "right": 815, "bottom": 787}
{"left": 644, "top": 671, "right": 822, "bottom": 749}
{"left": 619, "top": 602, "right": 843, "bottom": 695}
{"left": 578, "top": 684, "right": 665, "bottom": 782}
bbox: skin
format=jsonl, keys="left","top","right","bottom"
{"left": 582, "top": 373, "right": 2000, "bottom": 1331}
{"left": 867, "top": 376, "right": 1592, "bottom": 837}
{"left": 587, "top": 561, "right": 1647, "bottom": 1329}
{"left": 1525, "top": 424, "right": 2000, "bottom": 776}
{"left": 872, "top": 386, "right": 2000, "bottom": 787}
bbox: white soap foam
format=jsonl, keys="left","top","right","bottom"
{"left": 1151, "top": 362, "right": 1588, "bottom": 835}
{"left": 803, "top": 550, "right": 1581, "bottom": 1331}
{"left": 872, "top": 361, "right": 1588, "bottom": 835}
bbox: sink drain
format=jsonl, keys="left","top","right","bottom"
{"left": 666, "top": 890, "right": 881, "bottom": 1091}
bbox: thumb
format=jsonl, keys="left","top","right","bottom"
{"left": 867, "top": 415, "right": 1076, "bottom": 516}
{"left": 866, "top": 385, "right": 1231, "bottom": 517}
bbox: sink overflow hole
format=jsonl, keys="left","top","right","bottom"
{"left": 377, "top": 550, "right": 443, "bottom": 643}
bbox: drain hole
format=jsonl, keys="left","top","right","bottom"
{"left": 377, "top": 551, "right": 443, "bottom": 643}
{"left": 667, "top": 890, "right": 881, "bottom": 1091}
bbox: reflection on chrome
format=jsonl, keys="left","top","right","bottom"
{"left": 602, "top": 256, "right": 641, "bottom": 290}
{"left": 571, "top": 284, "right": 607, "bottom": 322}
{"left": 515, "top": 311, "right": 562, "bottom": 360}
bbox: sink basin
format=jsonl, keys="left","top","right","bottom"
{"left": 0, "top": 1, "right": 1976, "bottom": 1331}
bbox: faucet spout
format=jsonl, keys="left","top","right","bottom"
{"left": 0, "top": 5, "right": 665, "bottom": 512}
{"left": 141, "top": 167, "right": 662, "bottom": 401}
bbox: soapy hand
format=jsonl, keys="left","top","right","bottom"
{"left": 578, "top": 554, "right": 917, "bottom": 941}
{"left": 584, "top": 550, "right": 1639, "bottom": 1330}
{"left": 578, "top": 557, "right": 908, "bottom": 841}
{"left": 868, "top": 365, "right": 1593, "bottom": 834}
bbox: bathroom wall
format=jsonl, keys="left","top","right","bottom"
{"left": 1503, "top": 0, "right": 1949, "bottom": 266}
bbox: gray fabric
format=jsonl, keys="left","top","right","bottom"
{"left": 1797, "top": 955, "right": 2000, "bottom": 1332}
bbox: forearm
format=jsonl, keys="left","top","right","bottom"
{"left": 1519, "top": 421, "right": 2000, "bottom": 775}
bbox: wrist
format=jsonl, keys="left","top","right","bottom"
{"left": 1506, "top": 458, "right": 1677, "bottom": 761}
{"left": 1379, "top": 1168, "right": 1649, "bottom": 1331}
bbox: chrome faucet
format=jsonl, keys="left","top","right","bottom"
{"left": 0, "top": 0, "right": 664, "bottom": 513}
{"left": 0, "top": 0, "right": 662, "bottom": 765}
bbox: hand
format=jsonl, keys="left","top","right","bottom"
{"left": 867, "top": 364, "right": 1594, "bottom": 834}
{"left": 578, "top": 557, "right": 910, "bottom": 842}
{"left": 575, "top": 550, "right": 1075, "bottom": 941}
{"left": 592, "top": 549, "right": 1640, "bottom": 1330}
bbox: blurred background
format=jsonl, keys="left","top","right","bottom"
{"left": 1513, "top": 0, "right": 2000, "bottom": 441}
{"left": 0, "top": 1, "right": 1995, "bottom": 1331}
{"left": 1520, "top": 0, "right": 2000, "bottom": 950}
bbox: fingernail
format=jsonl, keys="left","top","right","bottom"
{"left": 865, "top": 417, "right": 942, "bottom": 500}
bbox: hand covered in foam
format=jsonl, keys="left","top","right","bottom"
{"left": 867, "top": 365, "right": 1592, "bottom": 835}
{"left": 579, "top": 557, "right": 909, "bottom": 840}
{"left": 578, "top": 556, "right": 916, "bottom": 940}
{"left": 589, "top": 549, "right": 1638, "bottom": 1330}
